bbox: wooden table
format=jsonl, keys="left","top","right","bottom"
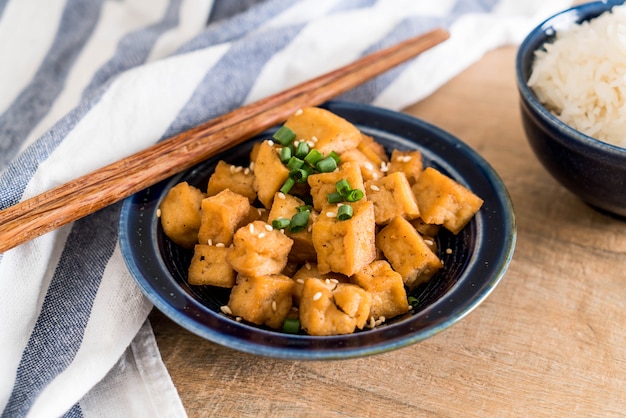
{"left": 150, "top": 45, "right": 626, "bottom": 417}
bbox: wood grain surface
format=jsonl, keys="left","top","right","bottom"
{"left": 150, "top": 45, "right": 626, "bottom": 417}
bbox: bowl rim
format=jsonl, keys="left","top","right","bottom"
{"left": 515, "top": 0, "right": 626, "bottom": 158}
{"left": 119, "top": 100, "right": 517, "bottom": 360}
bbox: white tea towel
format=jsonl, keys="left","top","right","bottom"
{"left": 0, "top": 0, "right": 572, "bottom": 416}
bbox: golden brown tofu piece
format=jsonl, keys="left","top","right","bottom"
{"left": 198, "top": 189, "right": 251, "bottom": 246}
{"left": 339, "top": 148, "right": 384, "bottom": 181}
{"left": 357, "top": 134, "right": 389, "bottom": 167}
{"left": 291, "top": 262, "right": 347, "bottom": 306}
{"left": 387, "top": 150, "right": 424, "bottom": 185}
{"left": 227, "top": 274, "right": 295, "bottom": 329}
{"left": 412, "top": 167, "right": 484, "bottom": 234}
{"left": 207, "top": 160, "right": 256, "bottom": 203}
{"left": 284, "top": 107, "right": 362, "bottom": 155}
{"left": 312, "top": 200, "right": 376, "bottom": 276}
{"left": 187, "top": 244, "right": 235, "bottom": 288}
{"left": 351, "top": 260, "right": 409, "bottom": 320}
{"left": 253, "top": 140, "right": 290, "bottom": 209}
{"left": 159, "top": 182, "right": 205, "bottom": 248}
{"left": 267, "top": 192, "right": 317, "bottom": 263}
{"left": 376, "top": 216, "right": 443, "bottom": 289}
{"left": 365, "top": 171, "right": 420, "bottom": 225}
{"left": 227, "top": 220, "right": 294, "bottom": 276}
{"left": 307, "top": 161, "right": 364, "bottom": 211}
{"left": 299, "top": 278, "right": 371, "bottom": 336}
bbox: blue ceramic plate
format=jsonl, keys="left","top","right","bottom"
{"left": 119, "top": 101, "right": 516, "bottom": 360}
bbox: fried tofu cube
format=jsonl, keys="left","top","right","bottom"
{"left": 207, "top": 160, "right": 256, "bottom": 203}
{"left": 198, "top": 189, "right": 251, "bottom": 246}
{"left": 365, "top": 171, "right": 420, "bottom": 225}
{"left": 299, "top": 278, "right": 371, "bottom": 336}
{"left": 376, "top": 216, "right": 443, "bottom": 289}
{"left": 307, "top": 161, "right": 364, "bottom": 211}
{"left": 312, "top": 200, "right": 376, "bottom": 276}
{"left": 291, "top": 262, "right": 347, "bottom": 305}
{"left": 159, "top": 182, "right": 206, "bottom": 248}
{"left": 387, "top": 150, "right": 423, "bottom": 185}
{"left": 412, "top": 167, "right": 483, "bottom": 234}
{"left": 253, "top": 140, "right": 290, "bottom": 209}
{"left": 284, "top": 107, "right": 362, "bottom": 155}
{"left": 267, "top": 193, "right": 317, "bottom": 263}
{"left": 351, "top": 260, "right": 409, "bottom": 320}
{"left": 339, "top": 148, "right": 384, "bottom": 181}
{"left": 227, "top": 274, "right": 295, "bottom": 329}
{"left": 187, "top": 244, "right": 235, "bottom": 287}
{"left": 227, "top": 220, "right": 293, "bottom": 276}
{"left": 357, "top": 134, "right": 389, "bottom": 167}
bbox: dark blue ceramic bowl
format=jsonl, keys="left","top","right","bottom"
{"left": 516, "top": 0, "right": 626, "bottom": 217}
{"left": 119, "top": 101, "right": 516, "bottom": 360}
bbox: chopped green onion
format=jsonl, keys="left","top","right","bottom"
{"left": 290, "top": 210, "right": 310, "bottom": 232}
{"left": 315, "top": 155, "right": 337, "bottom": 173}
{"left": 337, "top": 204, "right": 353, "bottom": 221}
{"left": 335, "top": 179, "right": 351, "bottom": 196}
{"left": 287, "top": 156, "right": 304, "bottom": 171}
{"left": 407, "top": 296, "right": 419, "bottom": 308}
{"left": 304, "top": 149, "right": 323, "bottom": 166}
{"left": 329, "top": 151, "right": 341, "bottom": 165}
{"left": 273, "top": 126, "right": 296, "bottom": 146}
{"left": 290, "top": 168, "right": 309, "bottom": 183}
{"left": 272, "top": 218, "right": 291, "bottom": 230}
{"left": 280, "top": 177, "right": 295, "bottom": 194}
{"left": 327, "top": 192, "right": 344, "bottom": 204}
{"left": 279, "top": 146, "right": 292, "bottom": 163}
{"left": 295, "top": 141, "right": 309, "bottom": 159}
{"left": 282, "top": 317, "right": 300, "bottom": 334}
{"left": 296, "top": 205, "right": 312, "bottom": 213}
{"left": 346, "top": 189, "right": 364, "bottom": 202}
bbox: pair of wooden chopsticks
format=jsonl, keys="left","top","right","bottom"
{"left": 0, "top": 28, "right": 449, "bottom": 253}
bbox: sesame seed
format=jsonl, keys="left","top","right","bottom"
{"left": 305, "top": 262, "right": 311, "bottom": 270}
{"left": 257, "top": 208, "right": 264, "bottom": 216}
{"left": 295, "top": 109, "right": 303, "bottom": 116}
{"left": 235, "top": 166, "right": 243, "bottom": 173}
{"left": 258, "top": 232, "right": 266, "bottom": 238}
{"left": 249, "top": 223, "right": 255, "bottom": 234}
{"left": 380, "top": 162, "right": 389, "bottom": 172}
{"left": 325, "top": 278, "right": 331, "bottom": 284}
{"left": 364, "top": 162, "right": 374, "bottom": 171}
{"left": 244, "top": 167, "right": 250, "bottom": 175}
{"left": 446, "top": 248, "right": 453, "bottom": 254}
{"left": 236, "top": 316, "right": 242, "bottom": 322}
{"left": 326, "top": 211, "right": 336, "bottom": 218}
{"left": 278, "top": 192, "right": 286, "bottom": 200}
{"left": 311, "top": 136, "right": 318, "bottom": 142}
{"left": 220, "top": 305, "right": 232, "bottom": 315}
{"left": 307, "top": 225, "right": 312, "bottom": 232}
{"left": 296, "top": 278, "right": 305, "bottom": 284}
{"left": 156, "top": 209, "right": 161, "bottom": 218}
{"left": 207, "top": 239, "right": 213, "bottom": 246}
{"left": 249, "top": 162, "right": 255, "bottom": 171}
{"left": 330, "top": 278, "right": 339, "bottom": 284}
{"left": 271, "top": 301, "right": 277, "bottom": 311}
{"left": 291, "top": 306, "right": 299, "bottom": 311}
{"left": 370, "top": 184, "right": 380, "bottom": 191}
{"left": 265, "top": 224, "right": 273, "bottom": 231}
{"left": 229, "top": 165, "right": 236, "bottom": 174}
{"left": 216, "top": 242, "right": 225, "bottom": 248}
{"left": 424, "top": 239, "right": 434, "bottom": 245}
{"left": 313, "top": 291, "right": 322, "bottom": 301}
{"left": 267, "top": 139, "right": 275, "bottom": 146}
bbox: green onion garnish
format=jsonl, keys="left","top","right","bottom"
{"left": 287, "top": 156, "right": 304, "bottom": 171}
{"left": 346, "top": 189, "right": 364, "bottom": 202}
{"left": 327, "top": 192, "right": 343, "bottom": 204}
{"left": 337, "top": 204, "right": 353, "bottom": 221}
{"left": 407, "top": 296, "right": 419, "bottom": 308}
{"left": 295, "top": 141, "right": 309, "bottom": 159}
{"left": 280, "top": 177, "right": 295, "bottom": 194}
{"left": 329, "top": 151, "right": 341, "bottom": 165}
{"left": 272, "top": 218, "right": 291, "bottom": 230}
{"left": 304, "top": 149, "right": 323, "bottom": 165}
{"left": 280, "top": 146, "right": 292, "bottom": 163}
{"left": 273, "top": 126, "right": 296, "bottom": 146}
{"left": 315, "top": 155, "right": 337, "bottom": 173}
{"left": 282, "top": 317, "right": 300, "bottom": 334}
{"left": 296, "top": 205, "right": 312, "bottom": 213}
{"left": 289, "top": 210, "right": 310, "bottom": 232}
{"left": 290, "top": 168, "right": 309, "bottom": 183}
{"left": 335, "top": 179, "right": 351, "bottom": 196}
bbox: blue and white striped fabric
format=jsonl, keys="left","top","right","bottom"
{"left": 0, "top": 0, "right": 570, "bottom": 416}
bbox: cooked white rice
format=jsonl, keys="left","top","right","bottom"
{"left": 528, "top": 5, "right": 626, "bottom": 147}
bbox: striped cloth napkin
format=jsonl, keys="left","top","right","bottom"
{"left": 0, "top": 0, "right": 571, "bottom": 416}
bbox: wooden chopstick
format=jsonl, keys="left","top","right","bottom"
{"left": 0, "top": 28, "right": 449, "bottom": 253}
